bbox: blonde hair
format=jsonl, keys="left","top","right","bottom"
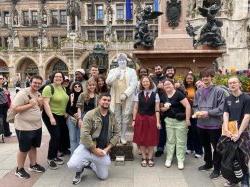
{"left": 82, "top": 78, "right": 98, "bottom": 102}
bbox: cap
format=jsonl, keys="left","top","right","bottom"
{"left": 75, "top": 69, "right": 85, "bottom": 76}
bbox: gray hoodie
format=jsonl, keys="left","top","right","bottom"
{"left": 193, "top": 85, "right": 226, "bottom": 129}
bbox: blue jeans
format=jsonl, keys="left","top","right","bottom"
{"left": 67, "top": 117, "right": 80, "bottom": 154}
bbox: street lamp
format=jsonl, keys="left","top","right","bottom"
{"left": 69, "top": 32, "right": 77, "bottom": 79}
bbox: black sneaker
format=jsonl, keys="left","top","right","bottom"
{"left": 198, "top": 164, "right": 213, "bottom": 171}
{"left": 53, "top": 157, "right": 64, "bottom": 165}
{"left": 209, "top": 170, "right": 220, "bottom": 179}
{"left": 15, "top": 168, "right": 30, "bottom": 179}
{"left": 155, "top": 150, "right": 164, "bottom": 157}
{"left": 47, "top": 160, "right": 58, "bottom": 170}
{"left": 72, "top": 168, "right": 84, "bottom": 185}
{"left": 29, "top": 163, "right": 46, "bottom": 173}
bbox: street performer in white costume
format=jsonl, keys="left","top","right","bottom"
{"left": 106, "top": 53, "right": 137, "bottom": 144}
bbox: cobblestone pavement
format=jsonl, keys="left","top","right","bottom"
{"left": 0, "top": 89, "right": 227, "bottom": 187}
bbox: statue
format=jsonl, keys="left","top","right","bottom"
{"left": 166, "top": 0, "right": 181, "bottom": 28}
{"left": 106, "top": 53, "right": 138, "bottom": 144}
{"left": 87, "top": 44, "right": 108, "bottom": 73}
{"left": 134, "top": 6, "right": 162, "bottom": 49}
{"left": 187, "top": 0, "right": 196, "bottom": 17}
{"left": 187, "top": 3, "right": 225, "bottom": 48}
{"left": 66, "top": 0, "right": 81, "bottom": 31}
{"left": 105, "top": 22, "right": 113, "bottom": 44}
{"left": 13, "top": 30, "right": 19, "bottom": 48}
{"left": 186, "top": 21, "right": 201, "bottom": 47}
{"left": 13, "top": 10, "right": 18, "bottom": 25}
{"left": 42, "top": 9, "right": 47, "bottom": 26}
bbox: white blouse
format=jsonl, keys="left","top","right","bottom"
{"left": 133, "top": 90, "right": 160, "bottom": 102}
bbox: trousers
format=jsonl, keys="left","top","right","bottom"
{"left": 165, "top": 117, "right": 188, "bottom": 162}
{"left": 67, "top": 144, "right": 111, "bottom": 180}
{"left": 114, "top": 103, "right": 130, "bottom": 140}
{"left": 66, "top": 117, "right": 80, "bottom": 154}
{"left": 197, "top": 127, "right": 221, "bottom": 171}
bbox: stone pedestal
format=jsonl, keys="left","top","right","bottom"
{"left": 154, "top": 0, "right": 193, "bottom": 50}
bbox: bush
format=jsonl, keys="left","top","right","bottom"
{"left": 213, "top": 74, "right": 250, "bottom": 92}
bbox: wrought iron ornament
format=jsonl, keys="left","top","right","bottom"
{"left": 166, "top": 0, "right": 181, "bottom": 29}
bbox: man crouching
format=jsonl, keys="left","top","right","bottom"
{"left": 67, "top": 93, "right": 121, "bottom": 185}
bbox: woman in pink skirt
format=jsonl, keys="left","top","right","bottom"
{"left": 132, "top": 76, "right": 161, "bottom": 167}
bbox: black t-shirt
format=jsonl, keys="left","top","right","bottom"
{"left": 224, "top": 93, "right": 250, "bottom": 127}
{"left": 96, "top": 114, "right": 109, "bottom": 149}
{"left": 84, "top": 97, "right": 95, "bottom": 113}
{"left": 161, "top": 90, "right": 186, "bottom": 119}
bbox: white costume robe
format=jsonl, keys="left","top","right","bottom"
{"left": 106, "top": 67, "right": 137, "bottom": 140}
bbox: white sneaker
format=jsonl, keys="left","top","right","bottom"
{"left": 178, "top": 162, "right": 184, "bottom": 170}
{"left": 186, "top": 150, "right": 192, "bottom": 155}
{"left": 165, "top": 160, "right": 172, "bottom": 168}
{"left": 120, "top": 138, "right": 127, "bottom": 145}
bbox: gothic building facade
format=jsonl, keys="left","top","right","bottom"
{"left": 0, "top": 0, "right": 249, "bottom": 85}
{"left": 0, "top": 0, "right": 158, "bottom": 85}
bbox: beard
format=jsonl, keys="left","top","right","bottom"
{"left": 156, "top": 73, "right": 162, "bottom": 77}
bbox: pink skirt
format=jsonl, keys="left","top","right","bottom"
{"left": 133, "top": 114, "right": 159, "bottom": 146}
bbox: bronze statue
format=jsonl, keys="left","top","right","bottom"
{"left": 134, "top": 6, "right": 162, "bottom": 49}
{"left": 186, "top": 2, "right": 225, "bottom": 48}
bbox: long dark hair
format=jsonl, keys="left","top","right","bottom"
{"left": 70, "top": 81, "right": 83, "bottom": 93}
{"left": 70, "top": 81, "right": 83, "bottom": 106}
{"left": 183, "top": 73, "right": 196, "bottom": 88}
{"left": 97, "top": 75, "right": 109, "bottom": 93}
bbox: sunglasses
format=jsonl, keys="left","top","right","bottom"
{"left": 74, "top": 85, "right": 81, "bottom": 88}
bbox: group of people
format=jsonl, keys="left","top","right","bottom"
{"left": 0, "top": 53, "right": 249, "bottom": 187}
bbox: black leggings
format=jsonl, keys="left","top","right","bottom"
{"left": 42, "top": 112, "right": 69, "bottom": 160}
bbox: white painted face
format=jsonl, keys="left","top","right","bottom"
{"left": 117, "top": 54, "right": 128, "bottom": 69}
{"left": 118, "top": 59, "right": 127, "bottom": 69}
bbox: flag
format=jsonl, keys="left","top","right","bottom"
{"left": 126, "top": 0, "right": 132, "bottom": 20}
{"left": 153, "top": 0, "right": 159, "bottom": 11}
